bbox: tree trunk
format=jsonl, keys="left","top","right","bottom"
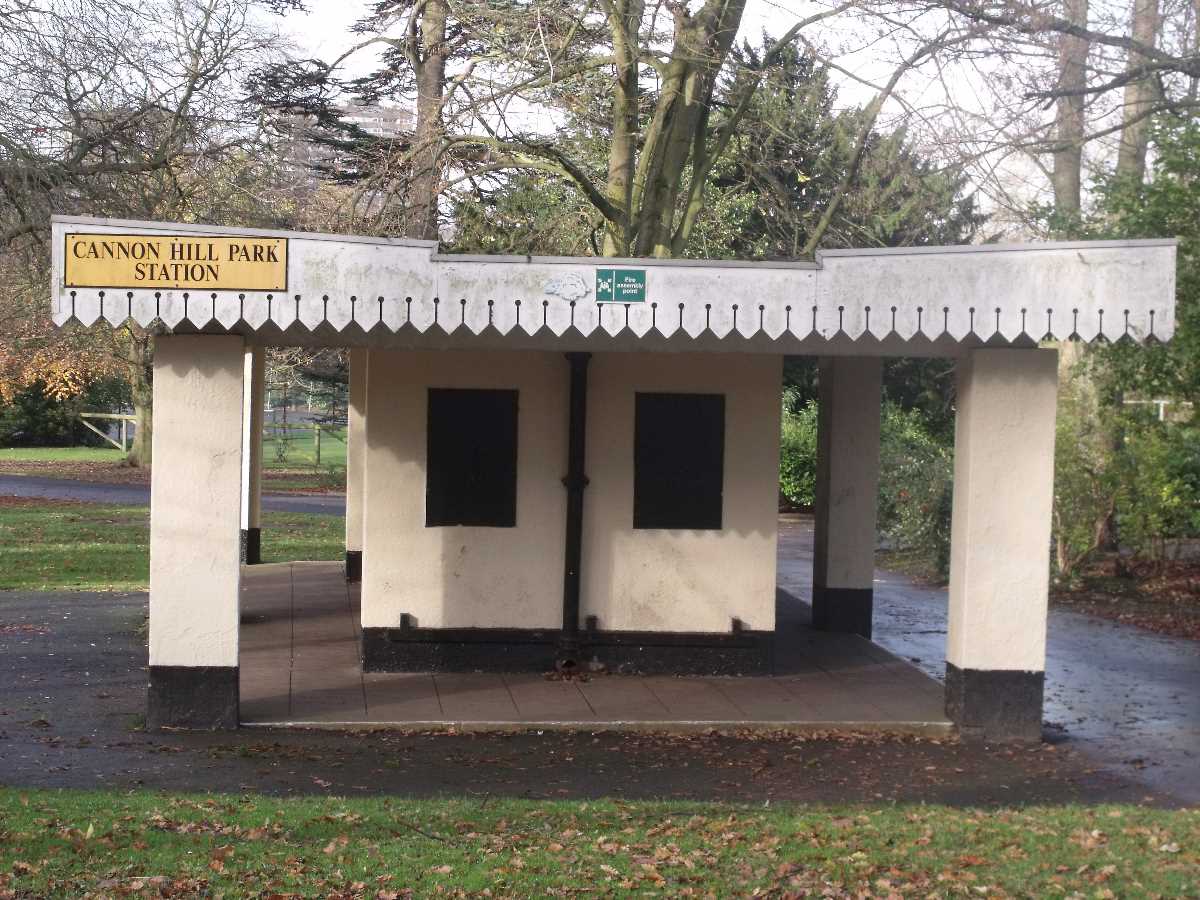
{"left": 1115, "top": 0, "right": 1161, "bottom": 182}
{"left": 1191, "top": 0, "right": 1200, "bottom": 104}
{"left": 601, "top": 0, "right": 643, "bottom": 256}
{"left": 405, "top": 0, "right": 448, "bottom": 242}
{"left": 629, "top": 0, "right": 747, "bottom": 258}
{"left": 630, "top": 17, "right": 705, "bottom": 258}
{"left": 1051, "top": 0, "right": 1089, "bottom": 219}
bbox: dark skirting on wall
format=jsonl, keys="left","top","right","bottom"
{"left": 361, "top": 624, "right": 773, "bottom": 676}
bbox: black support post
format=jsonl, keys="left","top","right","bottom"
{"left": 558, "top": 352, "right": 591, "bottom": 671}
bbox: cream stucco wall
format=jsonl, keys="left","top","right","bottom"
{"left": 360, "top": 349, "right": 568, "bottom": 629}
{"left": 149, "top": 334, "right": 244, "bottom": 667}
{"left": 581, "top": 353, "right": 783, "bottom": 633}
{"left": 360, "top": 349, "right": 783, "bottom": 635}
{"left": 947, "top": 347, "right": 1058, "bottom": 672}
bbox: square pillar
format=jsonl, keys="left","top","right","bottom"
{"left": 240, "top": 345, "right": 266, "bottom": 564}
{"left": 946, "top": 347, "right": 1058, "bottom": 742}
{"left": 812, "top": 357, "right": 882, "bottom": 638}
{"left": 148, "top": 334, "right": 245, "bottom": 729}
{"left": 344, "top": 348, "right": 367, "bottom": 581}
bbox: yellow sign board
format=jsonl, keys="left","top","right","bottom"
{"left": 64, "top": 233, "right": 287, "bottom": 292}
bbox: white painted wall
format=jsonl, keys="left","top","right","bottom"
{"left": 345, "top": 347, "right": 367, "bottom": 553}
{"left": 946, "top": 347, "right": 1058, "bottom": 672}
{"left": 813, "top": 357, "right": 882, "bottom": 591}
{"left": 581, "top": 353, "right": 783, "bottom": 633}
{"left": 149, "top": 334, "right": 245, "bottom": 667}
{"left": 361, "top": 350, "right": 567, "bottom": 629}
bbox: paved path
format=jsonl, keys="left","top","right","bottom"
{"left": 0, "top": 473, "right": 344, "bottom": 515}
{"left": 239, "top": 562, "right": 949, "bottom": 732}
{"left": 779, "top": 518, "right": 1200, "bottom": 805}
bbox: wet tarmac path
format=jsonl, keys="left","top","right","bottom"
{"left": 780, "top": 518, "right": 1200, "bottom": 805}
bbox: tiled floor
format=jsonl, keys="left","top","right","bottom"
{"left": 239, "top": 562, "right": 951, "bottom": 732}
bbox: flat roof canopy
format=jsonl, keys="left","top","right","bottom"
{"left": 51, "top": 216, "right": 1177, "bottom": 354}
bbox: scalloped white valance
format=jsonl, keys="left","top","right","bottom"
{"left": 51, "top": 217, "right": 1176, "bottom": 348}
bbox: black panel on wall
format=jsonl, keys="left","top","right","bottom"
{"left": 426, "top": 388, "right": 519, "bottom": 527}
{"left": 634, "top": 392, "right": 725, "bottom": 530}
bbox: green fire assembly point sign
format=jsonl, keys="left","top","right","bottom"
{"left": 596, "top": 268, "right": 646, "bottom": 303}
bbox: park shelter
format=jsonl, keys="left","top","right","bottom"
{"left": 50, "top": 215, "right": 1176, "bottom": 741}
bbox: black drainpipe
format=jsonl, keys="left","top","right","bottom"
{"left": 557, "top": 352, "right": 591, "bottom": 672}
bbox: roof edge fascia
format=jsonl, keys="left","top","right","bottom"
{"left": 816, "top": 237, "right": 1177, "bottom": 261}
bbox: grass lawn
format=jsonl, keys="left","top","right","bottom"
{"left": 263, "top": 427, "right": 347, "bottom": 470}
{"left": 0, "top": 440, "right": 346, "bottom": 471}
{"left": 262, "top": 468, "right": 347, "bottom": 493}
{"left": 0, "top": 446, "right": 124, "bottom": 462}
{"left": 0, "top": 790, "right": 1195, "bottom": 896}
{"left": 0, "top": 444, "right": 346, "bottom": 492}
{"left": 0, "top": 501, "right": 342, "bottom": 590}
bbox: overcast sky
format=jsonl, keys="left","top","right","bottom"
{"left": 277, "top": 1, "right": 850, "bottom": 85}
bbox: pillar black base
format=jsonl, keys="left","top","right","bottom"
{"left": 345, "top": 550, "right": 362, "bottom": 582}
{"left": 811, "top": 586, "right": 873, "bottom": 638}
{"left": 945, "top": 663, "right": 1044, "bottom": 742}
{"left": 240, "top": 528, "right": 262, "bottom": 565}
{"left": 147, "top": 665, "right": 239, "bottom": 730}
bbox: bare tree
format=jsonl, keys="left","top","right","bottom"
{"left": 259, "top": 1, "right": 974, "bottom": 259}
{"left": 937, "top": 0, "right": 1197, "bottom": 84}
{"left": 0, "top": 0, "right": 287, "bottom": 464}
{"left": 1053, "top": 0, "right": 1090, "bottom": 217}
{"left": 840, "top": 0, "right": 1200, "bottom": 240}
{"left": 1116, "top": 0, "right": 1163, "bottom": 180}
